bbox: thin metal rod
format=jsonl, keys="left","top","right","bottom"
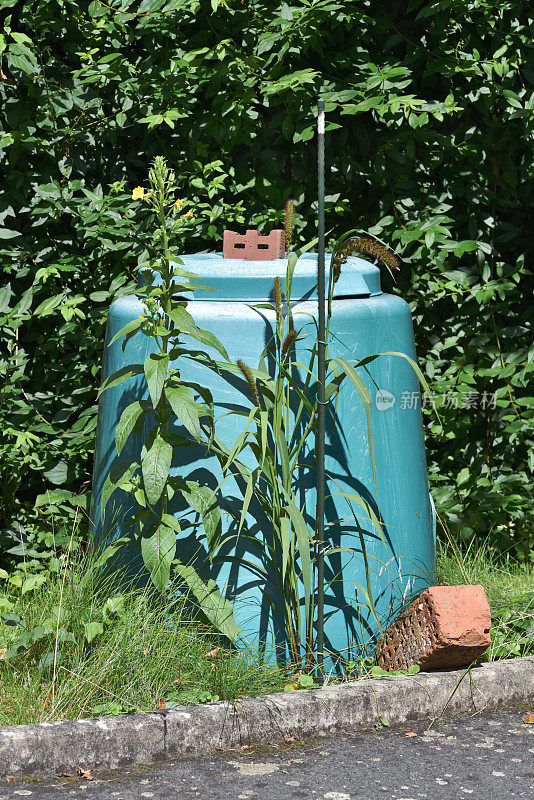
{"left": 316, "top": 97, "right": 326, "bottom": 672}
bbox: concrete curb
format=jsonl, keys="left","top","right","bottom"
{"left": 1, "top": 656, "right": 532, "bottom": 779}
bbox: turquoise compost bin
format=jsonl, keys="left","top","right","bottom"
{"left": 90, "top": 252, "right": 436, "bottom": 667}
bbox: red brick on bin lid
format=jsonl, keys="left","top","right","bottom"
{"left": 223, "top": 229, "right": 285, "bottom": 260}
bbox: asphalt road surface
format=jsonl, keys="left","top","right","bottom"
{"left": 2, "top": 708, "right": 533, "bottom": 800}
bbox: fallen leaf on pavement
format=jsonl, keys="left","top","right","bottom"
{"left": 77, "top": 766, "right": 93, "bottom": 781}
{"left": 405, "top": 731, "right": 417, "bottom": 737}
{"left": 240, "top": 744, "right": 254, "bottom": 750}
{"left": 522, "top": 713, "right": 534, "bottom": 724}
{"left": 204, "top": 647, "right": 220, "bottom": 659}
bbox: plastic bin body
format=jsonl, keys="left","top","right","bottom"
{"left": 90, "top": 253, "right": 435, "bottom": 664}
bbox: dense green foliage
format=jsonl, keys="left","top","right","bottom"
{"left": 1, "top": 0, "right": 532, "bottom": 569}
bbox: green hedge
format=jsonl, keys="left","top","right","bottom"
{"left": 1, "top": 0, "right": 532, "bottom": 563}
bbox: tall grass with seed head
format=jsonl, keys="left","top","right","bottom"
{"left": 208, "top": 230, "right": 413, "bottom": 672}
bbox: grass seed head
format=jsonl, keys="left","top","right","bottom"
{"left": 284, "top": 199, "right": 295, "bottom": 255}
{"left": 331, "top": 236, "right": 400, "bottom": 285}
{"left": 281, "top": 329, "right": 299, "bottom": 361}
{"left": 237, "top": 359, "right": 261, "bottom": 407}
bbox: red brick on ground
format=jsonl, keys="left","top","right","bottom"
{"left": 223, "top": 229, "right": 285, "bottom": 260}
{"left": 376, "top": 585, "right": 491, "bottom": 672}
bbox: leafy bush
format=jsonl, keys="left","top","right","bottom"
{"left": 1, "top": 0, "right": 532, "bottom": 564}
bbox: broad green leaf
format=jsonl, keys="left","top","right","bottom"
{"left": 161, "top": 513, "right": 181, "bottom": 533}
{"left": 168, "top": 305, "right": 201, "bottom": 336}
{"left": 139, "top": 114, "right": 164, "bottom": 129}
{"left": 0, "top": 228, "right": 21, "bottom": 239}
{"left": 34, "top": 295, "right": 62, "bottom": 316}
{"left": 21, "top": 574, "right": 46, "bottom": 595}
{"left": 98, "top": 365, "right": 144, "bottom": 397}
{"left": 166, "top": 385, "right": 201, "bottom": 440}
{"left": 103, "top": 595, "right": 126, "bottom": 620}
{"left": 168, "top": 306, "right": 229, "bottom": 360}
{"left": 84, "top": 621, "right": 104, "bottom": 643}
{"left": 88, "top": 0, "right": 107, "bottom": 16}
{"left": 35, "top": 489, "right": 74, "bottom": 506}
{"left": 116, "top": 401, "right": 144, "bottom": 455}
{"left": 0, "top": 283, "right": 12, "bottom": 313}
{"left": 181, "top": 481, "right": 221, "bottom": 554}
{"left": 191, "top": 327, "right": 229, "bottom": 361}
{"left": 10, "top": 32, "right": 33, "bottom": 45}
{"left": 109, "top": 317, "right": 143, "bottom": 346}
{"left": 141, "top": 523, "right": 176, "bottom": 592}
{"left": 173, "top": 563, "right": 239, "bottom": 642}
{"left": 141, "top": 431, "right": 173, "bottom": 507}
{"left": 7, "top": 544, "right": 45, "bottom": 559}
{"left": 43, "top": 460, "right": 69, "bottom": 486}
{"left": 13, "top": 286, "right": 33, "bottom": 315}
{"left": 144, "top": 353, "right": 169, "bottom": 407}
{"left": 452, "top": 240, "right": 479, "bottom": 257}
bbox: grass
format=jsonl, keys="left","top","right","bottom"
{"left": 0, "top": 539, "right": 532, "bottom": 727}
{"left": 0, "top": 550, "right": 287, "bottom": 727}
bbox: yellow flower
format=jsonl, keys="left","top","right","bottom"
{"left": 184, "top": 210, "right": 194, "bottom": 219}
{"left": 132, "top": 186, "right": 145, "bottom": 200}
{"left": 174, "top": 198, "right": 184, "bottom": 210}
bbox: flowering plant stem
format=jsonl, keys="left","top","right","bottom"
{"left": 97, "top": 157, "right": 238, "bottom": 642}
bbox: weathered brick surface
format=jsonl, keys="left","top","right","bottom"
{"left": 376, "top": 585, "right": 492, "bottom": 672}
{"left": 223, "top": 228, "right": 285, "bottom": 260}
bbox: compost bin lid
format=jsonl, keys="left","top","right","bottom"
{"left": 143, "top": 252, "right": 382, "bottom": 302}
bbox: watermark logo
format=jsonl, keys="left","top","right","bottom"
{"left": 374, "top": 389, "right": 498, "bottom": 411}
{"left": 375, "top": 389, "right": 396, "bottom": 411}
